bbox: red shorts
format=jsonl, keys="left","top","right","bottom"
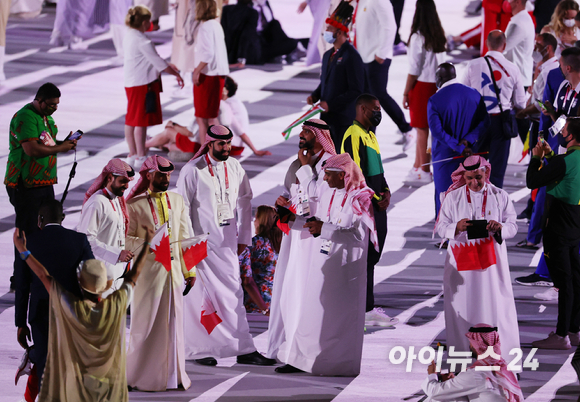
{"left": 125, "top": 80, "right": 163, "bottom": 127}
{"left": 409, "top": 81, "right": 438, "bottom": 129}
{"left": 194, "top": 74, "right": 225, "bottom": 119}
{"left": 175, "top": 133, "right": 201, "bottom": 154}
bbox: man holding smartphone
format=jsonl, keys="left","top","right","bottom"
{"left": 5, "top": 82, "right": 78, "bottom": 292}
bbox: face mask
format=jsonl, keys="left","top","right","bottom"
{"left": 323, "top": 31, "right": 336, "bottom": 44}
{"left": 564, "top": 19, "right": 576, "bottom": 28}
{"left": 559, "top": 131, "right": 574, "bottom": 147}
{"left": 369, "top": 110, "right": 382, "bottom": 127}
{"left": 532, "top": 50, "right": 545, "bottom": 63}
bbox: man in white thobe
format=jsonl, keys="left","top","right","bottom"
{"left": 78, "top": 159, "right": 135, "bottom": 295}
{"left": 436, "top": 155, "right": 520, "bottom": 359}
{"left": 177, "top": 125, "right": 275, "bottom": 366}
{"left": 125, "top": 155, "right": 192, "bottom": 391}
{"left": 422, "top": 325, "right": 524, "bottom": 401}
{"left": 267, "top": 118, "right": 336, "bottom": 359}
{"left": 275, "top": 153, "right": 376, "bottom": 376}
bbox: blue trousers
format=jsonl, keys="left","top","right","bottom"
{"left": 478, "top": 114, "right": 510, "bottom": 188}
{"left": 433, "top": 159, "right": 462, "bottom": 218}
{"left": 527, "top": 187, "right": 545, "bottom": 245}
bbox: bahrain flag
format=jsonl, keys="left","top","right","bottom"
{"left": 181, "top": 234, "right": 209, "bottom": 271}
{"left": 150, "top": 223, "right": 172, "bottom": 272}
{"left": 200, "top": 286, "right": 222, "bottom": 334}
{"left": 451, "top": 236, "right": 497, "bottom": 272}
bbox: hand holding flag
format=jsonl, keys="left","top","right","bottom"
{"left": 180, "top": 233, "right": 209, "bottom": 271}
{"left": 281, "top": 104, "right": 323, "bottom": 140}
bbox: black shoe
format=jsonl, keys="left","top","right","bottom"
{"left": 514, "top": 273, "right": 553, "bottom": 287}
{"left": 516, "top": 211, "right": 531, "bottom": 221}
{"left": 275, "top": 364, "right": 304, "bottom": 373}
{"left": 237, "top": 351, "right": 276, "bottom": 366}
{"left": 515, "top": 240, "right": 538, "bottom": 250}
{"left": 195, "top": 357, "right": 217, "bottom": 366}
{"left": 434, "top": 240, "right": 448, "bottom": 249}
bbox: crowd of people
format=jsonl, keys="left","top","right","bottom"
{"left": 5, "top": 0, "right": 580, "bottom": 400}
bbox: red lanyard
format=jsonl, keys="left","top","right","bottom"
{"left": 486, "top": 55, "right": 510, "bottom": 77}
{"left": 564, "top": 85, "right": 579, "bottom": 114}
{"left": 313, "top": 150, "right": 325, "bottom": 167}
{"left": 146, "top": 192, "right": 172, "bottom": 227}
{"left": 327, "top": 189, "right": 348, "bottom": 219}
{"left": 205, "top": 154, "right": 229, "bottom": 190}
{"left": 102, "top": 188, "right": 116, "bottom": 212}
{"left": 465, "top": 186, "right": 487, "bottom": 219}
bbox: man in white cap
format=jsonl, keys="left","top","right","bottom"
{"left": 275, "top": 153, "right": 375, "bottom": 375}
{"left": 268, "top": 118, "right": 335, "bottom": 359}
{"left": 12, "top": 225, "right": 153, "bottom": 402}
{"left": 125, "top": 155, "right": 192, "bottom": 391}
{"left": 77, "top": 158, "right": 135, "bottom": 294}
{"left": 177, "top": 125, "right": 274, "bottom": 366}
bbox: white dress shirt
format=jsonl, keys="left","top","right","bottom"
{"left": 462, "top": 50, "right": 526, "bottom": 113}
{"left": 408, "top": 33, "right": 446, "bottom": 83}
{"left": 353, "top": 0, "right": 396, "bottom": 62}
{"left": 194, "top": 19, "right": 230, "bottom": 76}
{"left": 533, "top": 56, "right": 560, "bottom": 112}
{"left": 123, "top": 28, "right": 168, "bottom": 87}
{"left": 504, "top": 10, "right": 535, "bottom": 87}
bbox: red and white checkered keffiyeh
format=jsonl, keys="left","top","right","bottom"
{"left": 466, "top": 324, "right": 524, "bottom": 402}
{"left": 323, "top": 153, "right": 378, "bottom": 251}
{"left": 302, "top": 119, "right": 337, "bottom": 156}
{"left": 445, "top": 155, "right": 492, "bottom": 197}
{"left": 191, "top": 125, "right": 234, "bottom": 160}
{"left": 126, "top": 155, "right": 175, "bottom": 201}
{"left": 84, "top": 158, "right": 134, "bottom": 235}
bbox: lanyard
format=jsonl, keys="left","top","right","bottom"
{"left": 146, "top": 192, "right": 172, "bottom": 232}
{"left": 563, "top": 84, "right": 579, "bottom": 114}
{"left": 295, "top": 150, "right": 326, "bottom": 185}
{"left": 486, "top": 55, "right": 510, "bottom": 77}
{"left": 205, "top": 154, "right": 229, "bottom": 203}
{"left": 326, "top": 189, "right": 348, "bottom": 221}
{"left": 465, "top": 186, "right": 488, "bottom": 219}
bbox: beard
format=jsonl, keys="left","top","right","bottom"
{"left": 212, "top": 149, "right": 230, "bottom": 161}
{"left": 299, "top": 137, "right": 315, "bottom": 150}
{"left": 110, "top": 184, "right": 127, "bottom": 197}
{"left": 152, "top": 181, "right": 170, "bottom": 192}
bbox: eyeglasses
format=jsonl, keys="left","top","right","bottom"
{"left": 41, "top": 100, "right": 58, "bottom": 109}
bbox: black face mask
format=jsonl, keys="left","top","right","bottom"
{"left": 369, "top": 110, "right": 382, "bottom": 127}
{"left": 559, "top": 131, "right": 573, "bottom": 147}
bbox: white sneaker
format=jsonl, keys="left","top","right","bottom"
{"left": 534, "top": 287, "right": 558, "bottom": 301}
{"left": 405, "top": 168, "right": 433, "bottom": 186}
{"left": 402, "top": 129, "right": 416, "bottom": 153}
{"left": 125, "top": 155, "right": 137, "bottom": 167}
{"left": 365, "top": 307, "right": 399, "bottom": 327}
{"left": 69, "top": 36, "right": 88, "bottom": 51}
{"left": 134, "top": 156, "right": 147, "bottom": 170}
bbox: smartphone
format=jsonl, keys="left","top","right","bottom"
{"left": 549, "top": 115, "right": 567, "bottom": 137}
{"left": 66, "top": 130, "right": 83, "bottom": 141}
{"left": 536, "top": 99, "right": 547, "bottom": 111}
{"left": 538, "top": 130, "right": 546, "bottom": 144}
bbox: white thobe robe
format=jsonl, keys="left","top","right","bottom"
{"left": 422, "top": 372, "right": 511, "bottom": 402}
{"left": 177, "top": 154, "right": 255, "bottom": 358}
{"left": 436, "top": 184, "right": 520, "bottom": 360}
{"left": 77, "top": 189, "right": 127, "bottom": 295}
{"left": 281, "top": 186, "right": 368, "bottom": 376}
{"left": 267, "top": 151, "right": 331, "bottom": 359}
{"left": 125, "top": 191, "right": 192, "bottom": 391}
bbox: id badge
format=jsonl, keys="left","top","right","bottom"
{"left": 297, "top": 187, "right": 310, "bottom": 217}
{"left": 217, "top": 203, "right": 231, "bottom": 226}
{"left": 320, "top": 239, "right": 332, "bottom": 255}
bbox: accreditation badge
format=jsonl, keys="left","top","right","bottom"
{"left": 320, "top": 239, "right": 332, "bottom": 255}
{"left": 217, "top": 203, "right": 233, "bottom": 226}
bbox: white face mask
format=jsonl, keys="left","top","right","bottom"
{"left": 532, "top": 50, "right": 543, "bottom": 63}
{"left": 323, "top": 31, "right": 336, "bottom": 44}
{"left": 564, "top": 18, "right": 576, "bottom": 28}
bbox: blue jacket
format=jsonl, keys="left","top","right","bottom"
{"left": 428, "top": 82, "right": 490, "bottom": 162}
{"left": 540, "top": 68, "right": 566, "bottom": 149}
{"left": 312, "top": 41, "right": 364, "bottom": 128}
{"left": 14, "top": 225, "right": 94, "bottom": 327}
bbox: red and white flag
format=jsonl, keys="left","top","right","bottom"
{"left": 180, "top": 233, "right": 209, "bottom": 271}
{"left": 200, "top": 286, "right": 222, "bottom": 334}
{"left": 150, "top": 223, "right": 172, "bottom": 272}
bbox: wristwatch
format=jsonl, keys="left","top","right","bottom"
{"left": 19, "top": 250, "right": 31, "bottom": 261}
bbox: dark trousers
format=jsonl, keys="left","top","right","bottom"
{"left": 365, "top": 60, "right": 411, "bottom": 133}
{"left": 478, "top": 114, "right": 510, "bottom": 188}
{"left": 543, "top": 232, "right": 580, "bottom": 337}
{"left": 366, "top": 206, "right": 387, "bottom": 311}
{"left": 260, "top": 19, "right": 297, "bottom": 61}
{"left": 321, "top": 112, "right": 351, "bottom": 152}
{"left": 391, "top": 0, "right": 405, "bottom": 44}
{"left": 29, "top": 314, "right": 49, "bottom": 390}
{"left": 7, "top": 184, "right": 54, "bottom": 289}
{"left": 527, "top": 186, "right": 545, "bottom": 245}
